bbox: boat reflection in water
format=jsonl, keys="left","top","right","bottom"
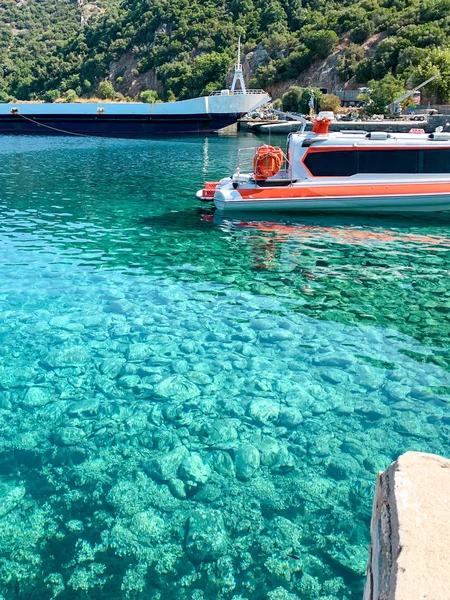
{"left": 208, "top": 211, "right": 450, "bottom": 271}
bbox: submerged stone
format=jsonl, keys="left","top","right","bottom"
{"left": 279, "top": 406, "right": 303, "bottom": 428}
{"left": 145, "top": 446, "right": 188, "bottom": 481}
{"left": 100, "top": 357, "right": 125, "bottom": 379}
{"left": 168, "top": 478, "right": 187, "bottom": 499}
{"left": 179, "top": 453, "right": 211, "bottom": 485}
{"left": 118, "top": 374, "right": 141, "bottom": 389}
{"left": 127, "top": 343, "right": 152, "bottom": 362}
{"left": 248, "top": 398, "right": 280, "bottom": 424}
{"left": 199, "top": 421, "right": 238, "bottom": 449}
{"left": 54, "top": 426, "right": 87, "bottom": 446}
{"left": 0, "top": 482, "right": 25, "bottom": 518}
{"left": 67, "top": 398, "right": 100, "bottom": 418}
{"left": 47, "top": 346, "right": 90, "bottom": 367}
{"left": 154, "top": 375, "right": 200, "bottom": 402}
{"left": 22, "top": 387, "right": 55, "bottom": 407}
{"left": 185, "top": 509, "right": 228, "bottom": 561}
{"left": 235, "top": 445, "right": 260, "bottom": 481}
{"left": 212, "top": 452, "right": 236, "bottom": 478}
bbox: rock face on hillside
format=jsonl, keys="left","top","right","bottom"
{"left": 364, "top": 451, "right": 450, "bottom": 600}
{"left": 109, "top": 53, "right": 165, "bottom": 98}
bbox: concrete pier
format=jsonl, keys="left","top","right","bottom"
{"left": 364, "top": 452, "right": 450, "bottom": 600}
{"left": 241, "top": 118, "right": 450, "bottom": 135}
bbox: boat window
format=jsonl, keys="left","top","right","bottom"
{"left": 422, "top": 149, "right": 450, "bottom": 173}
{"left": 304, "top": 148, "right": 422, "bottom": 176}
{"left": 359, "top": 150, "right": 419, "bottom": 173}
{"left": 304, "top": 150, "right": 357, "bottom": 176}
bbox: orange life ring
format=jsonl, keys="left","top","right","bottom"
{"left": 253, "top": 145, "right": 284, "bottom": 180}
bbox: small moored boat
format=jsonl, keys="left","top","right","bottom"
{"left": 197, "top": 118, "right": 450, "bottom": 213}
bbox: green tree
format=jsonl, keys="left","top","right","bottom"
{"left": 43, "top": 89, "right": 60, "bottom": 103}
{"left": 320, "top": 93, "right": 341, "bottom": 112}
{"left": 140, "top": 90, "right": 159, "bottom": 103}
{"left": 349, "top": 20, "right": 374, "bottom": 44}
{"left": 412, "top": 48, "right": 450, "bottom": 102}
{"left": 97, "top": 80, "right": 115, "bottom": 100}
{"left": 303, "top": 30, "right": 339, "bottom": 59}
{"left": 282, "top": 85, "right": 303, "bottom": 111}
{"left": 365, "top": 73, "right": 405, "bottom": 114}
{"left": 64, "top": 89, "right": 77, "bottom": 102}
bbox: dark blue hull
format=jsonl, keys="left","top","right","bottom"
{"left": 0, "top": 112, "right": 242, "bottom": 137}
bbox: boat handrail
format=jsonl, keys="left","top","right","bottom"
{"left": 209, "top": 89, "right": 267, "bottom": 96}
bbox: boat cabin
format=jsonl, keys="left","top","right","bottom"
{"left": 287, "top": 130, "right": 450, "bottom": 180}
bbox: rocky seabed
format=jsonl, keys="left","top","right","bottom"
{"left": 0, "top": 265, "right": 449, "bottom": 600}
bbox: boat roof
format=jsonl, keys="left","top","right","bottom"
{"left": 290, "top": 130, "right": 450, "bottom": 148}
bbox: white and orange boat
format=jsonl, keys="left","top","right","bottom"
{"left": 196, "top": 118, "right": 450, "bottom": 213}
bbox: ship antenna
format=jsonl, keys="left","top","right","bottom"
{"left": 231, "top": 37, "right": 247, "bottom": 94}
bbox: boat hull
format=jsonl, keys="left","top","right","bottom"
{"left": 214, "top": 182, "right": 450, "bottom": 213}
{"left": 0, "top": 112, "right": 245, "bottom": 137}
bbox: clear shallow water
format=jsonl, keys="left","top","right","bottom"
{"left": 0, "top": 134, "right": 450, "bottom": 600}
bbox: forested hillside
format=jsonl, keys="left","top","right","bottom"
{"left": 1, "top": 0, "right": 450, "bottom": 102}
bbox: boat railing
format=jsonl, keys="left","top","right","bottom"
{"left": 209, "top": 89, "right": 267, "bottom": 96}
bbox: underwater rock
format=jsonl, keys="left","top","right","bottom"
{"left": 257, "top": 436, "right": 281, "bottom": 467}
{"left": 0, "top": 482, "right": 25, "bottom": 518}
{"left": 47, "top": 345, "right": 90, "bottom": 368}
{"left": 212, "top": 452, "right": 236, "bottom": 478}
{"left": 185, "top": 509, "right": 228, "bottom": 561}
{"left": 179, "top": 453, "right": 211, "bottom": 485}
{"left": 154, "top": 375, "right": 200, "bottom": 402}
{"left": 356, "top": 402, "right": 391, "bottom": 420}
{"left": 130, "top": 510, "right": 167, "bottom": 545}
{"left": 188, "top": 371, "right": 213, "bottom": 386}
{"left": 100, "top": 357, "right": 125, "bottom": 379}
{"left": 54, "top": 426, "right": 87, "bottom": 446}
{"left": 279, "top": 406, "right": 303, "bottom": 428}
{"left": 326, "top": 452, "right": 361, "bottom": 481}
{"left": 168, "top": 478, "right": 187, "bottom": 500}
{"left": 248, "top": 398, "right": 280, "bottom": 424}
{"left": 270, "top": 443, "right": 296, "bottom": 474}
{"left": 192, "top": 483, "right": 222, "bottom": 503}
{"left": 328, "top": 543, "right": 367, "bottom": 576}
{"left": 22, "top": 387, "right": 54, "bottom": 407}
{"left": 127, "top": 343, "right": 152, "bottom": 362}
{"left": 267, "top": 587, "right": 301, "bottom": 600}
{"left": 396, "top": 418, "right": 438, "bottom": 438}
{"left": 199, "top": 420, "right": 239, "bottom": 449}
{"left": 259, "top": 329, "right": 294, "bottom": 343}
{"left": 145, "top": 446, "right": 188, "bottom": 481}
{"left": 235, "top": 445, "right": 261, "bottom": 481}
{"left": 104, "top": 299, "right": 135, "bottom": 314}
{"left": 118, "top": 374, "right": 141, "bottom": 389}
{"left": 67, "top": 398, "right": 100, "bottom": 418}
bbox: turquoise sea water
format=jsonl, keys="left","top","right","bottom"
{"left": 1, "top": 133, "right": 450, "bottom": 600}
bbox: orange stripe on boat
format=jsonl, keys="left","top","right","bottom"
{"left": 237, "top": 182, "right": 450, "bottom": 200}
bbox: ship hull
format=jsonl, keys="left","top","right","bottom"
{"left": 0, "top": 112, "right": 244, "bottom": 137}
{"left": 0, "top": 91, "right": 270, "bottom": 137}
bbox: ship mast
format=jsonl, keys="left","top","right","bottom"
{"left": 230, "top": 37, "right": 247, "bottom": 94}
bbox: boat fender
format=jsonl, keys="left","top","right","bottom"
{"left": 429, "top": 133, "right": 450, "bottom": 141}
{"left": 366, "top": 132, "right": 390, "bottom": 140}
